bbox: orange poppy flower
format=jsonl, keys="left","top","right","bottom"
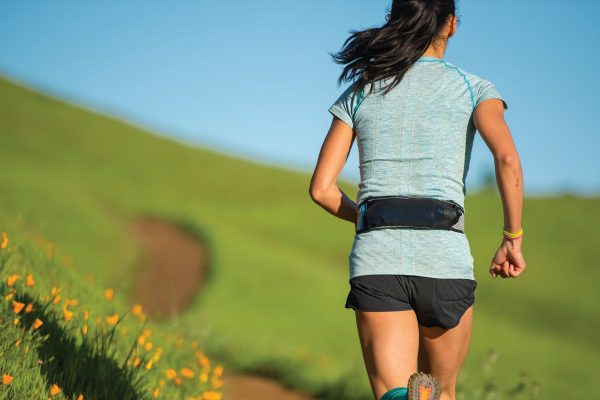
{"left": 132, "top": 304, "right": 143, "bottom": 316}
{"left": 105, "top": 314, "right": 119, "bottom": 326}
{"left": 63, "top": 308, "right": 74, "bottom": 322}
{"left": 6, "top": 274, "right": 19, "bottom": 286}
{"left": 2, "top": 374, "right": 13, "bottom": 385}
{"left": 50, "top": 383, "right": 61, "bottom": 396}
{"left": 180, "top": 367, "right": 194, "bottom": 379}
{"left": 25, "top": 274, "right": 35, "bottom": 287}
{"left": 103, "top": 288, "right": 114, "bottom": 300}
{"left": 165, "top": 369, "right": 177, "bottom": 380}
{"left": 32, "top": 318, "right": 43, "bottom": 330}
{"left": 12, "top": 301, "right": 25, "bottom": 313}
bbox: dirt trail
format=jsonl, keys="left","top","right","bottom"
{"left": 129, "top": 216, "right": 314, "bottom": 400}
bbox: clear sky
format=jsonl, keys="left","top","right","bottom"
{"left": 1, "top": 1, "right": 598, "bottom": 195}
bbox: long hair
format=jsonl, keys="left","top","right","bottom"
{"left": 330, "top": 0, "right": 459, "bottom": 97}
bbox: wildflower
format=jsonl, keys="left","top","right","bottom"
{"left": 63, "top": 307, "right": 74, "bottom": 322}
{"left": 52, "top": 295, "right": 61, "bottom": 304}
{"left": 198, "top": 353, "right": 210, "bottom": 369}
{"left": 133, "top": 358, "right": 141, "bottom": 368}
{"left": 25, "top": 303, "right": 33, "bottom": 313}
{"left": 12, "top": 301, "right": 25, "bottom": 314}
{"left": 0, "top": 232, "right": 8, "bottom": 249}
{"left": 81, "top": 325, "right": 88, "bottom": 335}
{"left": 104, "top": 288, "right": 114, "bottom": 300}
{"left": 132, "top": 303, "right": 143, "bottom": 316}
{"left": 77, "top": 394, "right": 84, "bottom": 400}
{"left": 143, "top": 328, "right": 152, "bottom": 337}
{"left": 145, "top": 360, "right": 154, "bottom": 370}
{"left": 83, "top": 310, "right": 89, "bottom": 320}
{"left": 51, "top": 287, "right": 60, "bottom": 296}
{"left": 5, "top": 291, "right": 14, "bottom": 301}
{"left": 165, "top": 369, "right": 177, "bottom": 380}
{"left": 15, "top": 339, "right": 21, "bottom": 347}
{"left": 180, "top": 367, "right": 194, "bottom": 379}
{"left": 213, "top": 364, "right": 224, "bottom": 378}
{"left": 137, "top": 335, "right": 146, "bottom": 345}
{"left": 65, "top": 298, "right": 78, "bottom": 307}
{"left": 153, "top": 387, "right": 160, "bottom": 398}
{"left": 25, "top": 274, "right": 35, "bottom": 287}
{"left": 50, "top": 383, "right": 61, "bottom": 396}
{"left": 13, "top": 318, "right": 19, "bottom": 325}
{"left": 174, "top": 377, "right": 183, "bottom": 386}
{"left": 201, "top": 390, "right": 222, "bottom": 400}
{"left": 32, "top": 318, "right": 43, "bottom": 330}
{"left": 199, "top": 371, "right": 209, "bottom": 382}
{"left": 144, "top": 341, "right": 153, "bottom": 352}
{"left": 7, "top": 274, "right": 19, "bottom": 286}
{"left": 152, "top": 347, "right": 163, "bottom": 363}
{"left": 2, "top": 374, "right": 13, "bottom": 385}
{"left": 105, "top": 314, "right": 119, "bottom": 326}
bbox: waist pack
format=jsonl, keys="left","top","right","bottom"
{"left": 355, "top": 196, "right": 465, "bottom": 235}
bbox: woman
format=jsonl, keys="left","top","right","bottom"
{"left": 309, "top": 1, "right": 526, "bottom": 400}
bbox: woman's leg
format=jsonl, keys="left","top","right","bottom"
{"left": 417, "top": 305, "right": 474, "bottom": 400}
{"left": 354, "top": 309, "right": 420, "bottom": 400}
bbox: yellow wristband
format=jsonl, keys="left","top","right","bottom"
{"left": 503, "top": 228, "right": 523, "bottom": 238}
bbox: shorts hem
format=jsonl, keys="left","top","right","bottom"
{"left": 345, "top": 305, "right": 413, "bottom": 312}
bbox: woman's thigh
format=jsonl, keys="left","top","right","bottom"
{"left": 354, "top": 309, "right": 420, "bottom": 400}
{"left": 417, "top": 304, "right": 474, "bottom": 397}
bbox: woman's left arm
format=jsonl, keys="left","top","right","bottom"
{"left": 309, "top": 116, "right": 357, "bottom": 225}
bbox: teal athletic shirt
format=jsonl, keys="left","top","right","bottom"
{"left": 328, "top": 55, "right": 508, "bottom": 281}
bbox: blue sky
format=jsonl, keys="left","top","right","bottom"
{"left": 1, "top": 1, "right": 598, "bottom": 195}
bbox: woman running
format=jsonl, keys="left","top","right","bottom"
{"left": 309, "top": 1, "right": 526, "bottom": 400}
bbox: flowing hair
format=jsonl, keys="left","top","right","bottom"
{"left": 330, "top": 0, "right": 459, "bottom": 97}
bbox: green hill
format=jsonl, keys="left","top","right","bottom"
{"left": 1, "top": 75, "right": 598, "bottom": 399}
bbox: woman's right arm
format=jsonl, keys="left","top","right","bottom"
{"left": 473, "top": 98, "right": 526, "bottom": 279}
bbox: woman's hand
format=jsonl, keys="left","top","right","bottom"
{"left": 489, "top": 237, "right": 526, "bottom": 279}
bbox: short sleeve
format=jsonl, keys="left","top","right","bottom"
{"left": 328, "top": 84, "right": 362, "bottom": 128}
{"left": 475, "top": 79, "right": 508, "bottom": 110}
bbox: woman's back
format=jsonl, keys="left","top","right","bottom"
{"left": 328, "top": 55, "right": 508, "bottom": 281}
{"left": 329, "top": 55, "right": 508, "bottom": 211}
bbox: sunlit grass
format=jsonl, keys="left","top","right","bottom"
{"left": 0, "top": 229, "right": 223, "bottom": 400}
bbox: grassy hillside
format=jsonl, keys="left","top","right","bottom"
{"left": 1, "top": 75, "right": 598, "bottom": 399}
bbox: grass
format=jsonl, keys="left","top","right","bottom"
{"left": 1, "top": 74, "right": 598, "bottom": 399}
{"left": 0, "top": 222, "right": 224, "bottom": 399}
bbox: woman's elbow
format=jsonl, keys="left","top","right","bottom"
{"left": 309, "top": 185, "right": 324, "bottom": 204}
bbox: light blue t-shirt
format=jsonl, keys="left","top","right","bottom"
{"left": 329, "top": 55, "right": 508, "bottom": 281}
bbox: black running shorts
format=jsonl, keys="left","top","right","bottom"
{"left": 344, "top": 274, "right": 477, "bottom": 329}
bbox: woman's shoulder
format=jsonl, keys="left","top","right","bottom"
{"left": 439, "top": 60, "right": 506, "bottom": 110}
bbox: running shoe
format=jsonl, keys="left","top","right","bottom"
{"left": 407, "top": 371, "right": 441, "bottom": 400}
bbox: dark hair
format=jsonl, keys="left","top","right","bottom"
{"left": 330, "top": 0, "right": 459, "bottom": 97}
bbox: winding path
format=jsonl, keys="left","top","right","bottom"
{"left": 128, "top": 216, "right": 314, "bottom": 400}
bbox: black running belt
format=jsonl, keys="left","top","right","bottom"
{"left": 355, "top": 196, "right": 465, "bottom": 235}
